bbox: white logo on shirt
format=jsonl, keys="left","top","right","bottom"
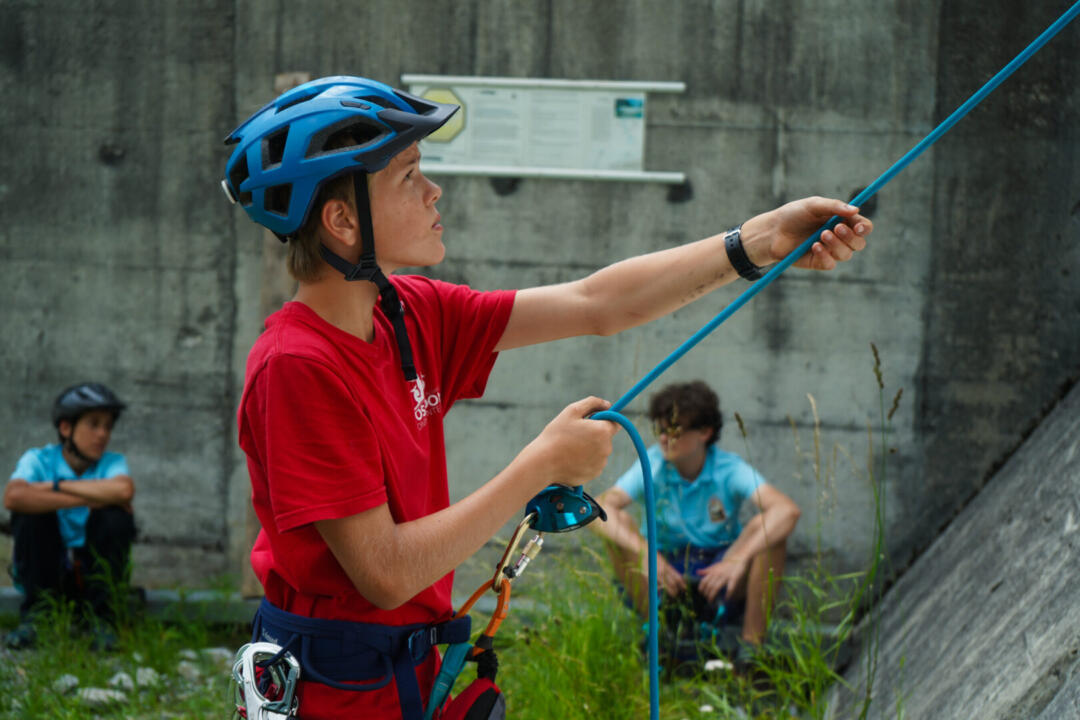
{"left": 410, "top": 374, "right": 442, "bottom": 428}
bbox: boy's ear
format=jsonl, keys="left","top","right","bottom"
{"left": 320, "top": 198, "right": 359, "bottom": 248}
{"left": 58, "top": 419, "right": 72, "bottom": 440}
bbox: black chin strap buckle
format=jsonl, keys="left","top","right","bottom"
{"left": 343, "top": 256, "right": 380, "bottom": 283}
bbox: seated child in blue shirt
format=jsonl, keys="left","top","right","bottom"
{"left": 593, "top": 380, "right": 800, "bottom": 661}
{"left": 3, "top": 383, "right": 136, "bottom": 650}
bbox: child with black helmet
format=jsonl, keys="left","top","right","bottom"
{"left": 223, "top": 75, "right": 872, "bottom": 719}
{"left": 3, "top": 382, "right": 136, "bottom": 651}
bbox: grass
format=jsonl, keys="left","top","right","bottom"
{"left": 464, "top": 537, "right": 860, "bottom": 720}
{"left": 0, "top": 595, "right": 248, "bottom": 719}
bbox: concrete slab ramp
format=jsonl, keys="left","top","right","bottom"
{"left": 830, "top": 383, "right": 1080, "bottom": 719}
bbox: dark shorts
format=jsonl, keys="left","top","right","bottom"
{"left": 662, "top": 544, "right": 745, "bottom": 625}
{"left": 616, "top": 544, "right": 745, "bottom": 627}
{"left": 661, "top": 544, "right": 730, "bottom": 577}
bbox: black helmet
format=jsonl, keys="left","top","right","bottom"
{"left": 52, "top": 383, "right": 126, "bottom": 427}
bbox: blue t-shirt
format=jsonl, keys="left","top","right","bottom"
{"left": 9, "top": 444, "right": 130, "bottom": 548}
{"left": 614, "top": 444, "right": 764, "bottom": 552}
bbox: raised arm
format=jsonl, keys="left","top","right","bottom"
{"left": 3, "top": 475, "right": 134, "bottom": 514}
{"left": 315, "top": 397, "right": 617, "bottom": 610}
{"left": 495, "top": 197, "right": 871, "bottom": 351}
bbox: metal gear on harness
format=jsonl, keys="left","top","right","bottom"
{"left": 231, "top": 642, "right": 301, "bottom": 720}
{"left": 423, "top": 512, "right": 546, "bottom": 720}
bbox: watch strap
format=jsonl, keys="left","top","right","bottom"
{"left": 724, "top": 225, "right": 768, "bottom": 281}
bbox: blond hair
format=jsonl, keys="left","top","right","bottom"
{"left": 287, "top": 128, "right": 364, "bottom": 283}
{"left": 288, "top": 173, "right": 354, "bottom": 282}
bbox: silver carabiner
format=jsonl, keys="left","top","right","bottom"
{"left": 231, "top": 642, "right": 301, "bottom": 720}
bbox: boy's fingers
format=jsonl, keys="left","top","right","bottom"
{"left": 803, "top": 196, "right": 858, "bottom": 219}
{"left": 566, "top": 395, "right": 611, "bottom": 418}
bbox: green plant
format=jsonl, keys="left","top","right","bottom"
{"left": 0, "top": 592, "right": 246, "bottom": 719}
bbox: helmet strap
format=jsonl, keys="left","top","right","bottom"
{"left": 317, "top": 173, "right": 418, "bottom": 382}
{"left": 60, "top": 420, "right": 96, "bottom": 470}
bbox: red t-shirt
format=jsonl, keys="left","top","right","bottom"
{"left": 238, "top": 275, "right": 515, "bottom": 719}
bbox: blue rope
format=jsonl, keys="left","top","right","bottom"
{"left": 590, "top": 410, "right": 659, "bottom": 719}
{"left": 595, "top": 4, "right": 1080, "bottom": 719}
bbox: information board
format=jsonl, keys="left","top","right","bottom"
{"left": 401, "top": 75, "right": 685, "bottom": 183}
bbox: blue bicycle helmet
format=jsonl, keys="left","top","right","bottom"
{"left": 222, "top": 76, "right": 458, "bottom": 382}
{"left": 221, "top": 75, "right": 458, "bottom": 239}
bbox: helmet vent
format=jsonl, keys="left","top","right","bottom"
{"left": 228, "top": 161, "right": 252, "bottom": 206}
{"left": 264, "top": 184, "right": 292, "bottom": 217}
{"left": 277, "top": 91, "right": 319, "bottom": 113}
{"left": 305, "top": 119, "right": 385, "bottom": 159}
{"left": 262, "top": 128, "right": 290, "bottom": 170}
{"left": 358, "top": 95, "right": 391, "bottom": 109}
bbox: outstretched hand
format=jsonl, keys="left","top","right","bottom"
{"left": 743, "top": 196, "right": 873, "bottom": 271}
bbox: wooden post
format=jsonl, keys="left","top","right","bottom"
{"left": 240, "top": 71, "right": 312, "bottom": 599}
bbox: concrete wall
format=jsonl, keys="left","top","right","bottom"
{"left": 831, "top": 382, "right": 1080, "bottom": 719}
{"left": 0, "top": 0, "right": 1077, "bottom": 593}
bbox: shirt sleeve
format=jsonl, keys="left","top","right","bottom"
{"left": 254, "top": 354, "right": 390, "bottom": 533}
{"left": 729, "top": 459, "right": 766, "bottom": 507}
{"left": 10, "top": 450, "right": 45, "bottom": 482}
{"left": 97, "top": 453, "right": 130, "bottom": 478}
{"left": 414, "top": 277, "right": 516, "bottom": 407}
{"left": 613, "top": 445, "right": 663, "bottom": 502}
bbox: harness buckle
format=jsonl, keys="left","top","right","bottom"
{"left": 406, "top": 627, "right": 430, "bottom": 662}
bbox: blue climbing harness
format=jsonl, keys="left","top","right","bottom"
{"left": 250, "top": 598, "right": 472, "bottom": 720}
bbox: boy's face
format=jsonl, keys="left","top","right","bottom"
{"left": 653, "top": 415, "right": 712, "bottom": 463}
{"left": 368, "top": 143, "right": 445, "bottom": 272}
{"left": 61, "top": 410, "right": 115, "bottom": 461}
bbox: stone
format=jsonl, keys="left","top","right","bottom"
{"left": 177, "top": 660, "right": 201, "bottom": 682}
{"left": 108, "top": 671, "right": 135, "bottom": 692}
{"left": 53, "top": 673, "right": 80, "bottom": 694}
{"left": 201, "top": 646, "right": 235, "bottom": 668}
{"left": 76, "top": 687, "right": 127, "bottom": 707}
{"left": 136, "top": 666, "right": 162, "bottom": 687}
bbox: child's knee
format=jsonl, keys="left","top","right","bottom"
{"left": 87, "top": 506, "right": 136, "bottom": 542}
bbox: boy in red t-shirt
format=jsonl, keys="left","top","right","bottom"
{"left": 222, "top": 76, "right": 872, "bottom": 719}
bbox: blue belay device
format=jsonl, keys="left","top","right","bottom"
{"left": 525, "top": 484, "right": 607, "bottom": 533}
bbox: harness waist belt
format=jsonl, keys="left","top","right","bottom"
{"left": 252, "top": 598, "right": 472, "bottom": 720}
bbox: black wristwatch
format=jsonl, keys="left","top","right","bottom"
{"left": 52, "top": 478, "right": 61, "bottom": 492}
{"left": 724, "top": 225, "right": 770, "bottom": 281}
